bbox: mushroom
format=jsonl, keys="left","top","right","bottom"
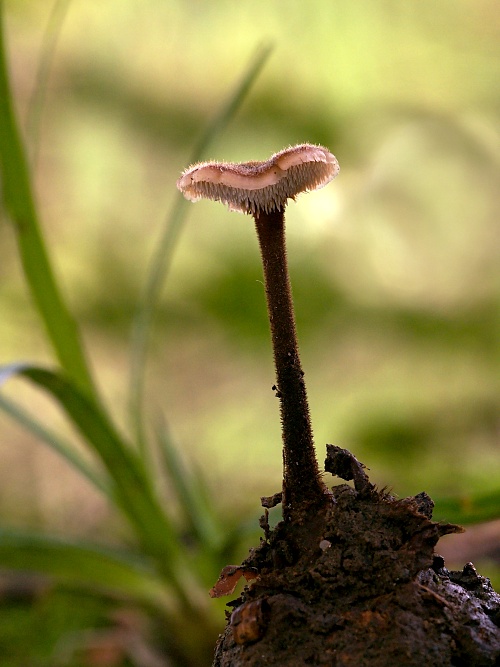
{"left": 177, "top": 144, "right": 339, "bottom": 519}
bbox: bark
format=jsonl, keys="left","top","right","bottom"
{"left": 212, "top": 448, "right": 500, "bottom": 667}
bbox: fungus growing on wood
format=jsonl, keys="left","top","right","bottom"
{"left": 177, "top": 143, "right": 340, "bottom": 519}
{"left": 178, "top": 145, "right": 500, "bottom": 667}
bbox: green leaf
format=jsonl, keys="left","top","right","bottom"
{"left": 26, "top": 0, "right": 72, "bottom": 168}
{"left": 0, "top": 529, "right": 170, "bottom": 612}
{"left": 0, "top": 392, "right": 109, "bottom": 496}
{"left": 0, "top": 6, "right": 96, "bottom": 400}
{"left": 1, "top": 363, "right": 212, "bottom": 618}
{"left": 433, "top": 492, "right": 500, "bottom": 525}
{"left": 21, "top": 368, "right": 174, "bottom": 550}
{"left": 156, "top": 420, "right": 223, "bottom": 554}
{"left": 128, "top": 43, "right": 273, "bottom": 453}
{"left": 0, "top": 364, "right": 190, "bottom": 584}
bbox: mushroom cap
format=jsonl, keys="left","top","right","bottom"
{"left": 176, "top": 143, "right": 339, "bottom": 215}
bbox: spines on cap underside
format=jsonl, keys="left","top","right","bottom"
{"left": 177, "top": 144, "right": 339, "bottom": 215}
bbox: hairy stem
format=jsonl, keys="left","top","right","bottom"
{"left": 254, "top": 209, "right": 326, "bottom": 518}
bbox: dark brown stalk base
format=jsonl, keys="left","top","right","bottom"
{"left": 212, "top": 447, "right": 500, "bottom": 667}
{"left": 253, "top": 209, "right": 326, "bottom": 518}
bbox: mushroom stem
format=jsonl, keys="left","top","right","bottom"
{"left": 253, "top": 209, "right": 327, "bottom": 518}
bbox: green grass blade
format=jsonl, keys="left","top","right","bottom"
{"left": 26, "top": 0, "right": 72, "bottom": 168}
{"left": 0, "top": 392, "right": 109, "bottom": 496}
{"left": 433, "top": 492, "right": 500, "bottom": 525}
{"left": 0, "top": 7, "right": 96, "bottom": 399}
{"left": 0, "top": 530, "right": 170, "bottom": 611}
{"left": 19, "top": 368, "right": 177, "bottom": 556}
{"left": 187, "top": 42, "right": 273, "bottom": 163}
{"left": 1, "top": 363, "right": 207, "bottom": 614}
{"left": 128, "top": 44, "right": 273, "bottom": 452}
{"left": 127, "top": 195, "right": 187, "bottom": 455}
{"left": 156, "top": 420, "right": 223, "bottom": 553}
{"left": 0, "top": 364, "right": 182, "bottom": 569}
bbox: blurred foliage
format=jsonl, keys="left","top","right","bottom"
{"left": 0, "top": 0, "right": 499, "bottom": 665}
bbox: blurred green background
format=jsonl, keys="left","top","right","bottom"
{"left": 0, "top": 0, "right": 499, "bottom": 665}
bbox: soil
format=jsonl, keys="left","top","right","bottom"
{"left": 212, "top": 447, "right": 500, "bottom": 666}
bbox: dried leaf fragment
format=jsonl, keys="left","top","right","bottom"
{"left": 209, "top": 565, "right": 259, "bottom": 599}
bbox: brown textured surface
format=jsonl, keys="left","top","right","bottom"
{"left": 212, "top": 448, "right": 500, "bottom": 667}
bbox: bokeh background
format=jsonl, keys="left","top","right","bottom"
{"left": 1, "top": 0, "right": 499, "bottom": 664}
